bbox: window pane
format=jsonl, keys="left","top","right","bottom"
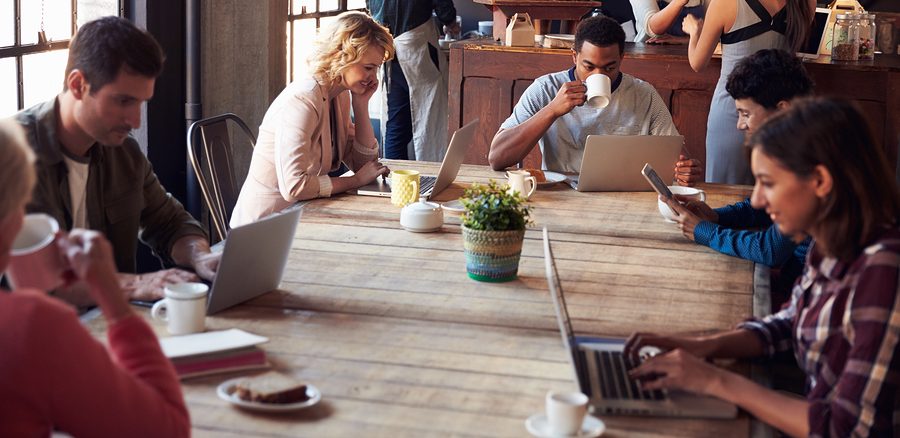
{"left": 292, "top": 0, "right": 315, "bottom": 14}
{"left": 0, "top": 0, "right": 13, "bottom": 47}
{"left": 0, "top": 57, "right": 17, "bottom": 118}
{"left": 77, "top": 0, "right": 119, "bottom": 26}
{"left": 348, "top": 0, "right": 366, "bottom": 10}
{"left": 22, "top": 49, "right": 68, "bottom": 109}
{"left": 290, "top": 19, "right": 316, "bottom": 82}
{"left": 21, "top": 0, "right": 73, "bottom": 44}
{"left": 320, "top": 16, "right": 338, "bottom": 34}
{"left": 320, "top": 0, "right": 339, "bottom": 12}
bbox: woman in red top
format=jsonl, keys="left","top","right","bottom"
{"left": 0, "top": 119, "right": 190, "bottom": 437}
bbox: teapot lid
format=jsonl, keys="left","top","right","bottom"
{"left": 405, "top": 197, "right": 441, "bottom": 212}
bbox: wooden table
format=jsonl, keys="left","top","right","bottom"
{"left": 87, "top": 162, "right": 757, "bottom": 437}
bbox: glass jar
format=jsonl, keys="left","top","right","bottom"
{"left": 858, "top": 14, "right": 876, "bottom": 60}
{"left": 832, "top": 13, "right": 859, "bottom": 61}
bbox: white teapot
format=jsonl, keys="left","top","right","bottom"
{"left": 400, "top": 198, "right": 444, "bottom": 232}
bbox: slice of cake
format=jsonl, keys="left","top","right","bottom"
{"left": 235, "top": 371, "right": 309, "bottom": 404}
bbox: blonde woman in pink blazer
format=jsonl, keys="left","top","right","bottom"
{"left": 231, "top": 11, "right": 395, "bottom": 227}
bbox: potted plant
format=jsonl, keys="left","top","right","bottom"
{"left": 459, "top": 180, "right": 533, "bottom": 282}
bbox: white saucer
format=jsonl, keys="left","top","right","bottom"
{"left": 217, "top": 378, "right": 322, "bottom": 412}
{"left": 525, "top": 413, "right": 605, "bottom": 438}
{"left": 441, "top": 199, "right": 466, "bottom": 216}
{"left": 537, "top": 171, "right": 567, "bottom": 187}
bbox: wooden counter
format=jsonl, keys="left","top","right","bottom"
{"left": 447, "top": 42, "right": 900, "bottom": 175}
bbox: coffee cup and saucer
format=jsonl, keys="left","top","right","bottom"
{"left": 525, "top": 391, "right": 606, "bottom": 437}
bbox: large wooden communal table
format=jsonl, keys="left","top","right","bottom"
{"left": 87, "top": 161, "right": 759, "bottom": 437}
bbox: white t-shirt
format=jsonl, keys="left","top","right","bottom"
{"left": 500, "top": 69, "right": 679, "bottom": 172}
{"left": 63, "top": 155, "right": 90, "bottom": 229}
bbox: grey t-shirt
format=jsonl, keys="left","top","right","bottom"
{"left": 500, "top": 69, "right": 679, "bottom": 172}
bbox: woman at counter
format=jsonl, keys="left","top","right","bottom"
{"left": 628, "top": 97, "right": 900, "bottom": 437}
{"left": 683, "top": 0, "right": 813, "bottom": 184}
{"left": 230, "top": 11, "right": 394, "bottom": 227}
{"left": 629, "top": 0, "right": 710, "bottom": 43}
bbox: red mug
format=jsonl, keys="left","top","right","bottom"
{"left": 6, "top": 214, "right": 69, "bottom": 291}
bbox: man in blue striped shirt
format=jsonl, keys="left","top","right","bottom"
{"left": 662, "top": 49, "right": 813, "bottom": 302}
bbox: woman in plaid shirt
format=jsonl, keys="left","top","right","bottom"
{"left": 629, "top": 97, "right": 900, "bottom": 437}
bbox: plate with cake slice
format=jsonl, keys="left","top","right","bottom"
{"left": 217, "top": 371, "right": 321, "bottom": 412}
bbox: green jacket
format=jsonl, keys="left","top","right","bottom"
{"left": 16, "top": 99, "right": 207, "bottom": 273}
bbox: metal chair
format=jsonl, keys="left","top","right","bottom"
{"left": 187, "top": 113, "right": 255, "bottom": 243}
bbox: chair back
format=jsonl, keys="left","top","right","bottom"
{"left": 187, "top": 113, "right": 256, "bottom": 242}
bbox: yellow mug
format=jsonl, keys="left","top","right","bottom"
{"left": 390, "top": 170, "right": 420, "bottom": 207}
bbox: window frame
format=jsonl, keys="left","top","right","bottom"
{"left": 286, "top": 0, "right": 367, "bottom": 83}
{"left": 0, "top": 0, "right": 125, "bottom": 111}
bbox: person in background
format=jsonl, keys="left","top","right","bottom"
{"left": 230, "top": 12, "right": 393, "bottom": 227}
{"left": 0, "top": 119, "right": 189, "bottom": 437}
{"left": 682, "top": 0, "right": 813, "bottom": 184}
{"left": 629, "top": 97, "right": 900, "bottom": 437}
{"left": 663, "top": 49, "right": 813, "bottom": 303}
{"left": 488, "top": 15, "right": 702, "bottom": 185}
{"left": 629, "top": 0, "right": 710, "bottom": 43}
{"left": 367, "top": 0, "right": 458, "bottom": 162}
{"left": 15, "top": 16, "right": 219, "bottom": 302}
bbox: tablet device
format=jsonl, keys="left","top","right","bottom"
{"left": 641, "top": 163, "right": 673, "bottom": 199}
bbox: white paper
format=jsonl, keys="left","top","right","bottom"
{"left": 159, "top": 328, "right": 269, "bottom": 359}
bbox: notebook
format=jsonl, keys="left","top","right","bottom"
{"left": 356, "top": 119, "right": 478, "bottom": 200}
{"left": 541, "top": 227, "right": 737, "bottom": 418}
{"left": 567, "top": 135, "right": 683, "bottom": 192}
{"left": 206, "top": 205, "right": 303, "bottom": 314}
{"left": 160, "top": 329, "right": 270, "bottom": 379}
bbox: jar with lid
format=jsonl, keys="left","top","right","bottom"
{"left": 832, "top": 13, "right": 859, "bottom": 61}
{"left": 858, "top": 13, "right": 876, "bottom": 60}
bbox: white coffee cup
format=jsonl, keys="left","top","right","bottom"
{"left": 658, "top": 185, "right": 707, "bottom": 222}
{"left": 546, "top": 391, "right": 589, "bottom": 436}
{"left": 506, "top": 169, "right": 537, "bottom": 198}
{"left": 151, "top": 282, "right": 209, "bottom": 335}
{"left": 6, "top": 213, "right": 69, "bottom": 291}
{"left": 585, "top": 74, "right": 611, "bottom": 109}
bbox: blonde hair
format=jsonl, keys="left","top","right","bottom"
{"left": 307, "top": 11, "right": 394, "bottom": 86}
{"left": 0, "top": 119, "right": 36, "bottom": 219}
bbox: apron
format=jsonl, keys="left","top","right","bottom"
{"left": 387, "top": 19, "right": 449, "bottom": 162}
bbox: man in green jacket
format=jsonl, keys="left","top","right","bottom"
{"left": 15, "top": 16, "right": 218, "bottom": 301}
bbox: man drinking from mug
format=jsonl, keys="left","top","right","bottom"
{"left": 488, "top": 15, "right": 702, "bottom": 185}
{"left": 14, "top": 16, "right": 219, "bottom": 303}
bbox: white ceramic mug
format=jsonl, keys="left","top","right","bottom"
{"left": 546, "top": 391, "right": 589, "bottom": 436}
{"left": 506, "top": 170, "right": 537, "bottom": 198}
{"left": 151, "top": 282, "right": 209, "bottom": 335}
{"left": 585, "top": 74, "right": 611, "bottom": 109}
{"left": 6, "top": 213, "right": 69, "bottom": 291}
{"left": 658, "top": 185, "right": 707, "bottom": 222}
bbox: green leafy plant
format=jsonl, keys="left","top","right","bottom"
{"left": 460, "top": 180, "right": 532, "bottom": 231}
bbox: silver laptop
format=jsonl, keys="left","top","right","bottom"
{"left": 542, "top": 227, "right": 737, "bottom": 418}
{"left": 567, "top": 135, "right": 683, "bottom": 192}
{"left": 206, "top": 205, "right": 303, "bottom": 315}
{"left": 357, "top": 119, "right": 478, "bottom": 199}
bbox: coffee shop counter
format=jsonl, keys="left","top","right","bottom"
{"left": 447, "top": 41, "right": 900, "bottom": 174}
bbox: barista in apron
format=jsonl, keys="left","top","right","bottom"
{"left": 368, "top": 0, "right": 458, "bottom": 162}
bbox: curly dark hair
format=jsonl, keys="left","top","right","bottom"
{"left": 64, "top": 16, "right": 165, "bottom": 93}
{"left": 726, "top": 49, "right": 813, "bottom": 109}
{"left": 574, "top": 15, "right": 625, "bottom": 55}
{"left": 749, "top": 97, "right": 900, "bottom": 261}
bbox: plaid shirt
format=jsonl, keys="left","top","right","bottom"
{"left": 740, "top": 227, "right": 900, "bottom": 437}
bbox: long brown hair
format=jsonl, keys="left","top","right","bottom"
{"left": 784, "top": 0, "right": 813, "bottom": 52}
{"left": 749, "top": 97, "right": 900, "bottom": 261}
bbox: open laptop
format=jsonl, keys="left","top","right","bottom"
{"left": 205, "top": 205, "right": 303, "bottom": 314}
{"left": 567, "top": 135, "right": 683, "bottom": 192}
{"left": 799, "top": 8, "right": 833, "bottom": 59}
{"left": 541, "top": 227, "right": 737, "bottom": 418}
{"left": 356, "top": 118, "right": 479, "bottom": 199}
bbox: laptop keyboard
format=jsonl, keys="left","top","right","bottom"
{"left": 592, "top": 350, "right": 666, "bottom": 401}
{"left": 419, "top": 175, "right": 437, "bottom": 195}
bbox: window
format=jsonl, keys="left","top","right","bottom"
{"left": 287, "top": 0, "right": 367, "bottom": 83}
{"left": 0, "top": 0, "right": 122, "bottom": 118}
